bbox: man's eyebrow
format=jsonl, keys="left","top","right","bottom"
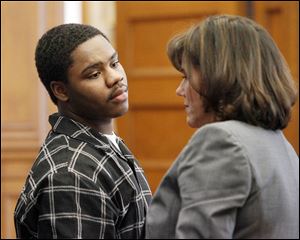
{"left": 81, "top": 51, "right": 118, "bottom": 75}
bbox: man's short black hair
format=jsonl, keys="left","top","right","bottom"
{"left": 35, "top": 23, "right": 109, "bottom": 104}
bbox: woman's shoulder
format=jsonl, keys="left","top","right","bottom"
{"left": 190, "top": 120, "right": 283, "bottom": 151}
{"left": 200, "top": 120, "right": 257, "bottom": 131}
{"left": 191, "top": 120, "right": 288, "bottom": 158}
{"left": 195, "top": 120, "right": 273, "bottom": 138}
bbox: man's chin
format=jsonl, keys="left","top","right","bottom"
{"left": 113, "top": 107, "right": 129, "bottom": 118}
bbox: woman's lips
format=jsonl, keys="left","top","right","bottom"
{"left": 184, "top": 104, "right": 190, "bottom": 112}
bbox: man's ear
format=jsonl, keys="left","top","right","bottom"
{"left": 50, "top": 81, "right": 69, "bottom": 102}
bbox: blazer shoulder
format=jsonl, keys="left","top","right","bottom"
{"left": 193, "top": 120, "right": 265, "bottom": 140}
{"left": 191, "top": 120, "right": 242, "bottom": 140}
{"left": 200, "top": 120, "right": 252, "bottom": 132}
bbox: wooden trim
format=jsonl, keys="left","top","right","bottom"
{"left": 129, "top": 67, "right": 179, "bottom": 79}
{"left": 139, "top": 159, "right": 173, "bottom": 169}
{"left": 81, "top": 1, "right": 88, "bottom": 24}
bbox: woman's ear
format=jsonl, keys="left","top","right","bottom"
{"left": 50, "top": 81, "right": 69, "bottom": 102}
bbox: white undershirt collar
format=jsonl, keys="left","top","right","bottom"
{"left": 103, "top": 132, "right": 121, "bottom": 151}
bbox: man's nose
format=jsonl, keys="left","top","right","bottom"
{"left": 106, "top": 69, "right": 123, "bottom": 87}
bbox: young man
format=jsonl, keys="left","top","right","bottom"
{"left": 14, "top": 23, "right": 152, "bottom": 239}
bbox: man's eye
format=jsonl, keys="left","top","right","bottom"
{"left": 88, "top": 71, "right": 101, "bottom": 79}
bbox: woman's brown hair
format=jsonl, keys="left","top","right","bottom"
{"left": 168, "top": 15, "right": 297, "bottom": 130}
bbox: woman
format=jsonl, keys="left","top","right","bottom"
{"left": 146, "top": 15, "right": 299, "bottom": 239}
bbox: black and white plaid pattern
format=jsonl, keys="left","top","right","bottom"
{"left": 14, "top": 113, "right": 152, "bottom": 239}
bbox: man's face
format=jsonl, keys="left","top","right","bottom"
{"left": 63, "top": 35, "right": 129, "bottom": 121}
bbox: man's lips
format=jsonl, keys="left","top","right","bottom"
{"left": 109, "top": 85, "right": 128, "bottom": 101}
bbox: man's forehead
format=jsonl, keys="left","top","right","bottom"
{"left": 71, "top": 36, "right": 116, "bottom": 62}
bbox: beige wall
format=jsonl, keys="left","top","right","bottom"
{"left": 83, "top": 1, "right": 116, "bottom": 44}
{"left": 1, "top": 2, "right": 63, "bottom": 238}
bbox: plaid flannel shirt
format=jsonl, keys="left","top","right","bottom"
{"left": 14, "top": 113, "right": 152, "bottom": 239}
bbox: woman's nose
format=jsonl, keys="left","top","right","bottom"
{"left": 176, "top": 79, "right": 185, "bottom": 97}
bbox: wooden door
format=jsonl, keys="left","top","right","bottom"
{"left": 116, "top": 2, "right": 248, "bottom": 192}
{"left": 116, "top": 2, "right": 299, "bottom": 193}
{"left": 254, "top": 1, "right": 299, "bottom": 155}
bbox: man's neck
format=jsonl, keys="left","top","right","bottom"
{"left": 58, "top": 109, "right": 113, "bottom": 134}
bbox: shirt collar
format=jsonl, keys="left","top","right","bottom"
{"left": 49, "top": 113, "right": 111, "bottom": 150}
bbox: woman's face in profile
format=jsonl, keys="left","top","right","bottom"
{"left": 176, "top": 57, "right": 215, "bottom": 128}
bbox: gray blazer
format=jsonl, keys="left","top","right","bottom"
{"left": 146, "top": 120, "right": 299, "bottom": 239}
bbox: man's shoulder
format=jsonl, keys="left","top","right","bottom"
{"left": 30, "top": 131, "right": 109, "bottom": 184}
{"left": 41, "top": 130, "right": 108, "bottom": 157}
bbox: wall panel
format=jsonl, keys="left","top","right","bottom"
{"left": 1, "top": 2, "right": 63, "bottom": 238}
